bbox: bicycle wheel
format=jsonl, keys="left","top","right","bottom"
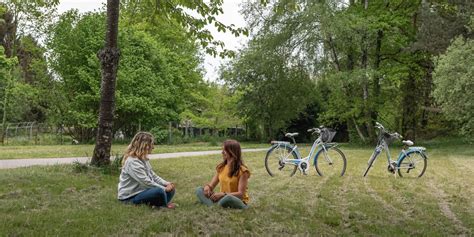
{"left": 314, "top": 147, "right": 347, "bottom": 177}
{"left": 363, "top": 151, "right": 379, "bottom": 177}
{"left": 264, "top": 145, "right": 298, "bottom": 177}
{"left": 397, "top": 151, "right": 427, "bottom": 178}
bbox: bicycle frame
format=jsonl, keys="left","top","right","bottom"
{"left": 277, "top": 136, "right": 335, "bottom": 167}
{"left": 370, "top": 140, "right": 395, "bottom": 168}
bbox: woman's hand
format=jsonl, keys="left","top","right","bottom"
{"left": 210, "top": 192, "right": 226, "bottom": 202}
{"left": 165, "top": 183, "right": 175, "bottom": 192}
{"left": 203, "top": 185, "right": 214, "bottom": 198}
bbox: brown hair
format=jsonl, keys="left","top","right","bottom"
{"left": 122, "top": 132, "right": 154, "bottom": 165}
{"left": 216, "top": 139, "right": 246, "bottom": 177}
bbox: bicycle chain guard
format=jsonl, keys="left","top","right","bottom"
{"left": 298, "top": 161, "right": 309, "bottom": 175}
{"left": 387, "top": 161, "right": 397, "bottom": 173}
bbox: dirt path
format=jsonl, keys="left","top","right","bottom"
{"left": 428, "top": 180, "right": 471, "bottom": 236}
{"left": 362, "top": 178, "right": 410, "bottom": 221}
{"left": 0, "top": 148, "right": 267, "bottom": 169}
{"left": 338, "top": 176, "right": 351, "bottom": 230}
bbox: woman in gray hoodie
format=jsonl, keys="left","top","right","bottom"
{"left": 118, "top": 132, "right": 176, "bottom": 209}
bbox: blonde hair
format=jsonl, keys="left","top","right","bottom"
{"left": 123, "top": 132, "right": 154, "bottom": 165}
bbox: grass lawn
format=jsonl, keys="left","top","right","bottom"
{"left": 0, "top": 144, "right": 473, "bottom": 236}
{"left": 0, "top": 142, "right": 266, "bottom": 160}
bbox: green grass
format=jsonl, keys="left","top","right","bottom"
{"left": 0, "top": 142, "right": 266, "bottom": 160}
{"left": 0, "top": 144, "right": 473, "bottom": 236}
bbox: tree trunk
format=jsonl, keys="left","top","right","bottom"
{"left": 0, "top": 82, "right": 8, "bottom": 144}
{"left": 327, "top": 35, "right": 341, "bottom": 71}
{"left": 0, "top": 9, "right": 16, "bottom": 58}
{"left": 361, "top": 0, "right": 375, "bottom": 141}
{"left": 401, "top": 70, "right": 417, "bottom": 141}
{"left": 371, "top": 29, "right": 383, "bottom": 125}
{"left": 91, "top": 0, "right": 120, "bottom": 167}
{"left": 266, "top": 121, "right": 273, "bottom": 141}
{"left": 347, "top": 37, "right": 355, "bottom": 71}
{"left": 361, "top": 35, "right": 374, "bottom": 139}
{"left": 352, "top": 117, "right": 367, "bottom": 142}
{"left": 420, "top": 59, "right": 434, "bottom": 130}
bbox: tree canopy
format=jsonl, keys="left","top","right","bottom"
{"left": 433, "top": 24, "right": 474, "bottom": 135}
{"left": 222, "top": 0, "right": 473, "bottom": 142}
{"left": 0, "top": 0, "right": 472, "bottom": 147}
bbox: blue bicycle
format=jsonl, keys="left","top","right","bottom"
{"left": 264, "top": 126, "right": 347, "bottom": 177}
{"left": 363, "top": 122, "right": 428, "bottom": 178}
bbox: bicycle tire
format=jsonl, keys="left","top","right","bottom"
{"left": 314, "top": 146, "right": 347, "bottom": 177}
{"left": 363, "top": 151, "right": 379, "bottom": 177}
{"left": 397, "top": 151, "right": 427, "bottom": 178}
{"left": 264, "top": 144, "right": 299, "bottom": 177}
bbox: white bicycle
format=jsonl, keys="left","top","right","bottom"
{"left": 264, "top": 126, "right": 347, "bottom": 177}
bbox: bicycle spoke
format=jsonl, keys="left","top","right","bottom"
{"left": 398, "top": 152, "right": 427, "bottom": 178}
{"left": 315, "top": 147, "right": 346, "bottom": 177}
{"left": 265, "top": 146, "right": 298, "bottom": 177}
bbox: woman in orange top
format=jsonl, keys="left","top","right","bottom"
{"left": 196, "top": 139, "right": 250, "bottom": 209}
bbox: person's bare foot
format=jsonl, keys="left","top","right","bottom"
{"left": 166, "top": 202, "right": 176, "bottom": 209}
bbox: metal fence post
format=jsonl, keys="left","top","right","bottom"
{"left": 168, "top": 122, "right": 172, "bottom": 144}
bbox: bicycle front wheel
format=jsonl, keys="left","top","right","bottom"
{"left": 397, "top": 151, "right": 427, "bottom": 178}
{"left": 314, "top": 147, "right": 347, "bottom": 177}
{"left": 264, "top": 145, "right": 298, "bottom": 177}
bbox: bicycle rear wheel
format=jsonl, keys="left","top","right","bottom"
{"left": 264, "top": 145, "right": 298, "bottom": 177}
{"left": 397, "top": 151, "right": 427, "bottom": 178}
{"left": 314, "top": 147, "right": 347, "bottom": 177}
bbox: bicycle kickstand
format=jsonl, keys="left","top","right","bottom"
{"left": 299, "top": 169, "right": 308, "bottom": 176}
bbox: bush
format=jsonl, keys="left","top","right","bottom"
{"left": 433, "top": 36, "right": 474, "bottom": 135}
{"left": 150, "top": 127, "right": 169, "bottom": 144}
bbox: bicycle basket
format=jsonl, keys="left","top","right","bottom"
{"left": 383, "top": 132, "right": 398, "bottom": 145}
{"left": 320, "top": 128, "right": 337, "bottom": 143}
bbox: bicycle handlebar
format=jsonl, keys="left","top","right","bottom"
{"left": 307, "top": 127, "right": 321, "bottom": 133}
{"left": 375, "top": 122, "right": 403, "bottom": 140}
{"left": 375, "top": 122, "right": 384, "bottom": 130}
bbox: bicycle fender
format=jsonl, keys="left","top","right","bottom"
{"left": 268, "top": 144, "right": 301, "bottom": 159}
{"left": 407, "top": 146, "right": 427, "bottom": 153}
{"left": 312, "top": 143, "right": 341, "bottom": 164}
{"left": 312, "top": 144, "right": 335, "bottom": 164}
{"left": 397, "top": 149, "right": 427, "bottom": 166}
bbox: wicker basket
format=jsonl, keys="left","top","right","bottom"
{"left": 321, "top": 128, "right": 337, "bottom": 143}
{"left": 383, "top": 132, "right": 399, "bottom": 145}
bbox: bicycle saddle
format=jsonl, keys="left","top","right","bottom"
{"left": 402, "top": 140, "right": 414, "bottom": 146}
{"left": 285, "top": 132, "right": 299, "bottom": 137}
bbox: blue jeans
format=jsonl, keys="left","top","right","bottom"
{"left": 195, "top": 187, "right": 248, "bottom": 209}
{"left": 124, "top": 188, "right": 175, "bottom": 207}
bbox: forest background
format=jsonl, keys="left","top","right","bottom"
{"left": 0, "top": 0, "right": 472, "bottom": 146}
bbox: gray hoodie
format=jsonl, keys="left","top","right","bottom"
{"left": 117, "top": 157, "right": 170, "bottom": 200}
